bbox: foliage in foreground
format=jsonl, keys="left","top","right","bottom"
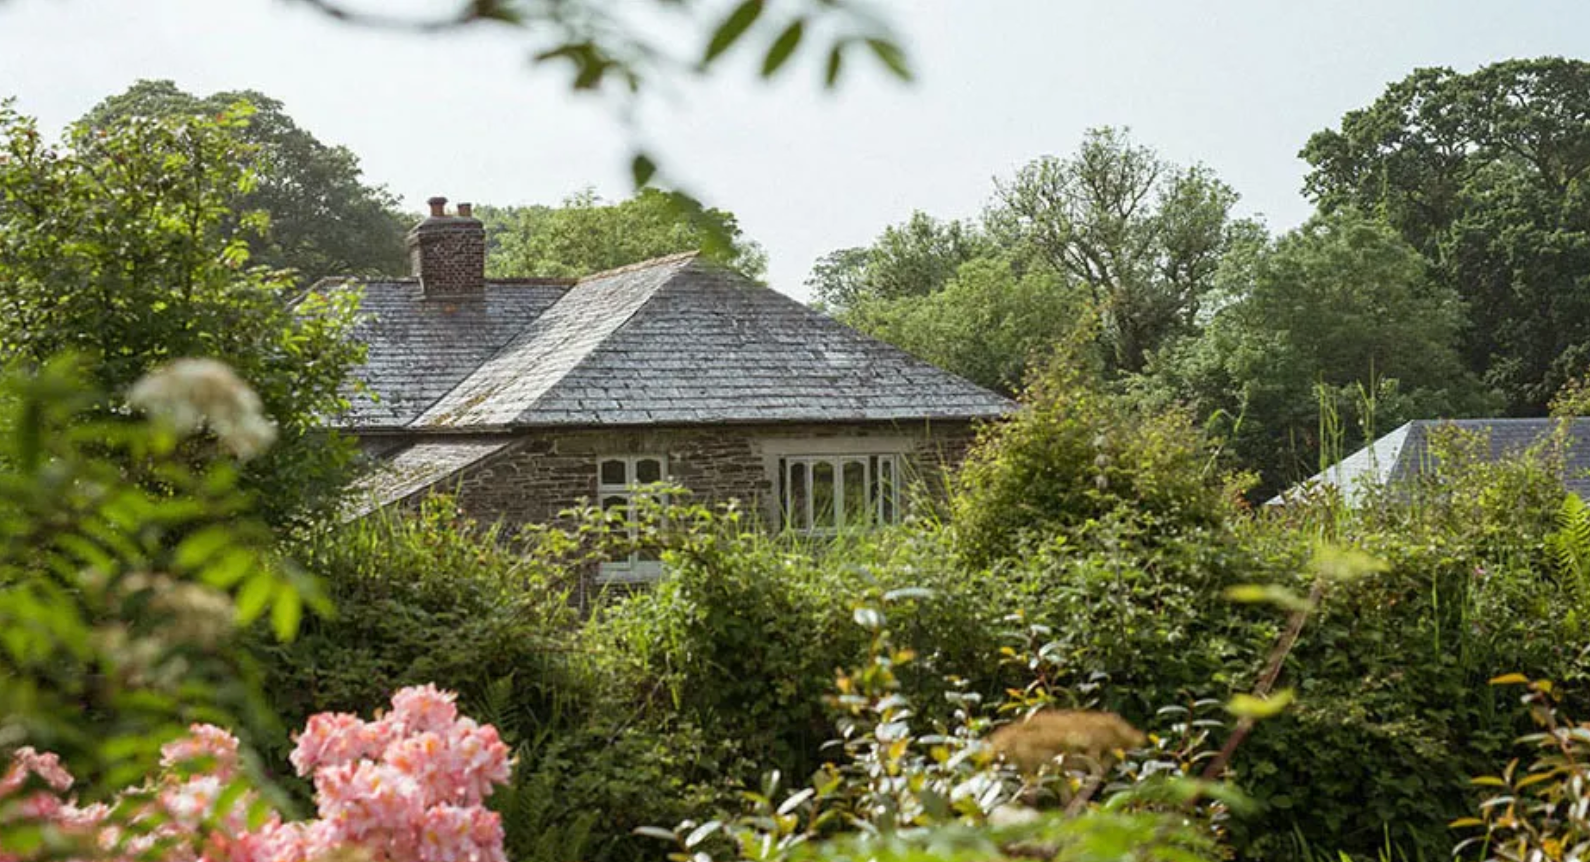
{"left": 0, "top": 359, "right": 323, "bottom": 792}
{"left": 233, "top": 361, "right": 1590, "bottom": 862}
{"left": 0, "top": 685, "right": 511, "bottom": 862}
{"left": 3, "top": 346, "right": 1588, "bottom": 862}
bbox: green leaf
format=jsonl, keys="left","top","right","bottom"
{"left": 1309, "top": 543, "right": 1387, "bottom": 582}
{"left": 705, "top": 0, "right": 764, "bottom": 64}
{"left": 1223, "top": 584, "right": 1313, "bottom": 612}
{"left": 865, "top": 38, "right": 911, "bottom": 80}
{"left": 761, "top": 19, "right": 805, "bottom": 77}
{"left": 271, "top": 585, "right": 303, "bottom": 642}
{"left": 203, "top": 547, "right": 258, "bottom": 590}
{"left": 1226, "top": 688, "right": 1295, "bottom": 720}
{"left": 0, "top": 823, "right": 43, "bottom": 855}
{"left": 684, "top": 820, "right": 722, "bottom": 849}
{"left": 235, "top": 573, "right": 274, "bottom": 625}
{"left": 631, "top": 153, "right": 658, "bottom": 189}
{"left": 776, "top": 788, "right": 816, "bottom": 815}
{"left": 824, "top": 43, "right": 845, "bottom": 88}
{"left": 174, "top": 525, "right": 234, "bottom": 571}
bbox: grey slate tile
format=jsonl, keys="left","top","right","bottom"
{"left": 344, "top": 438, "right": 514, "bottom": 518}
{"left": 1272, "top": 417, "right": 1590, "bottom": 505}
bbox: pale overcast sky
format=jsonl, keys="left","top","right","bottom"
{"left": 1, "top": 1, "right": 1586, "bottom": 299}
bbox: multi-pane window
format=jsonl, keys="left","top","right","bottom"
{"left": 779, "top": 454, "right": 900, "bottom": 535}
{"left": 597, "top": 455, "right": 666, "bottom": 583}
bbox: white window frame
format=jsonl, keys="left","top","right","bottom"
{"left": 596, "top": 454, "right": 668, "bottom": 584}
{"left": 779, "top": 453, "right": 902, "bottom": 536}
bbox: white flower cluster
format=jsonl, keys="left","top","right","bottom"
{"left": 127, "top": 359, "right": 277, "bottom": 460}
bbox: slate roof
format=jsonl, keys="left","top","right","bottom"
{"left": 344, "top": 438, "right": 515, "bottom": 519}
{"left": 333, "top": 279, "right": 572, "bottom": 428}
{"left": 338, "top": 253, "right": 1014, "bottom": 432}
{"left": 1270, "top": 417, "right": 1590, "bottom": 506}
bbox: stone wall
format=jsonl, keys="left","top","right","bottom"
{"left": 439, "top": 420, "right": 980, "bottom": 532}
{"left": 370, "top": 420, "right": 984, "bottom": 609}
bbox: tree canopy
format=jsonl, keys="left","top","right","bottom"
{"left": 844, "top": 254, "right": 1084, "bottom": 394}
{"left": 812, "top": 128, "right": 1252, "bottom": 397}
{"left": 480, "top": 188, "right": 767, "bottom": 280}
{"left": 80, "top": 79, "right": 410, "bottom": 286}
{"left": 0, "top": 103, "right": 364, "bottom": 528}
{"left": 1302, "top": 57, "right": 1590, "bottom": 411}
{"left": 807, "top": 212, "right": 989, "bottom": 310}
{"left": 991, "top": 128, "right": 1252, "bottom": 376}
{"left": 1147, "top": 209, "right": 1488, "bottom": 489}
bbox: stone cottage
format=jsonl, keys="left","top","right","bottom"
{"left": 332, "top": 197, "right": 1014, "bottom": 586}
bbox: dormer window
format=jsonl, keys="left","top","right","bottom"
{"left": 779, "top": 454, "right": 900, "bottom": 535}
{"left": 596, "top": 455, "right": 667, "bottom": 583}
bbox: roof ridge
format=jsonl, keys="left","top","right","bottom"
{"left": 412, "top": 254, "right": 689, "bottom": 428}
{"left": 576, "top": 251, "right": 699, "bottom": 283}
{"left": 485, "top": 277, "right": 579, "bottom": 287}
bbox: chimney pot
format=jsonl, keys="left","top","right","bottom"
{"left": 457, "top": 202, "right": 473, "bottom": 218}
{"left": 407, "top": 196, "right": 484, "bottom": 296}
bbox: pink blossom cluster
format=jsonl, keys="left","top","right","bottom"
{"left": 0, "top": 685, "right": 513, "bottom": 862}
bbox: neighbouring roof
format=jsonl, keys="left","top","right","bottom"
{"left": 1269, "top": 417, "right": 1590, "bottom": 506}
{"left": 337, "top": 253, "right": 1014, "bottom": 432}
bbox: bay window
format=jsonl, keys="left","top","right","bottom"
{"left": 779, "top": 454, "right": 900, "bottom": 535}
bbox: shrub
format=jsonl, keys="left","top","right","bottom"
{"left": 1225, "top": 429, "right": 1587, "bottom": 859}
{"left": 589, "top": 512, "right": 1010, "bottom": 775}
{"left": 258, "top": 496, "right": 582, "bottom": 765}
{"left": 953, "top": 358, "right": 1237, "bottom": 568}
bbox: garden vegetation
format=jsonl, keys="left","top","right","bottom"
{"left": 5, "top": 54, "right": 1590, "bottom": 862}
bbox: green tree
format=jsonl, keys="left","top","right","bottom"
{"left": 805, "top": 246, "right": 872, "bottom": 309}
{"left": 480, "top": 188, "right": 767, "bottom": 279}
{"left": 79, "top": 79, "right": 410, "bottom": 286}
{"left": 0, "top": 103, "right": 365, "bottom": 528}
{"left": 808, "top": 211, "right": 989, "bottom": 309}
{"left": 844, "top": 254, "right": 1086, "bottom": 394}
{"left": 1302, "top": 58, "right": 1590, "bottom": 411}
{"left": 992, "top": 127, "right": 1249, "bottom": 375}
{"left": 1148, "top": 210, "right": 1488, "bottom": 491}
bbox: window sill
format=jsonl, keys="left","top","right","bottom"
{"left": 596, "top": 562, "right": 663, "bottom": 584}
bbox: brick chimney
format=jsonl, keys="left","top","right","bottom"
{"left": 407, "top": 196, "right": 484, "bottom": 297}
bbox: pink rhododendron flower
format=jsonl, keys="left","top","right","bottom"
{"left": 3, "top": 685, "right": 513, "bottom": 862}
{"left": 161, "top": 724, "right": 242, "bottom": 778}
{"left": 416, "top": 805, "right": 506, "bottom": 862}
{"left": 387, "top": 684, "right": 459, "bottom": 735}
{"left": 1, "top": 747, "right": 74, "bottom": 795}
{"left": 291, "top": 711, "right": 390, "bottom": 775}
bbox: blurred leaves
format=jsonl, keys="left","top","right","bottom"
{"left": 0, "top": 357, "right": 322, "bottom": 798}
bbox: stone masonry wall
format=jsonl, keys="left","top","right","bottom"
{"left": 441, "top": 420, "right": 981, "bottom": 533}
{"left": 374, "top": 420, "right": 983, "bottom": 608}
